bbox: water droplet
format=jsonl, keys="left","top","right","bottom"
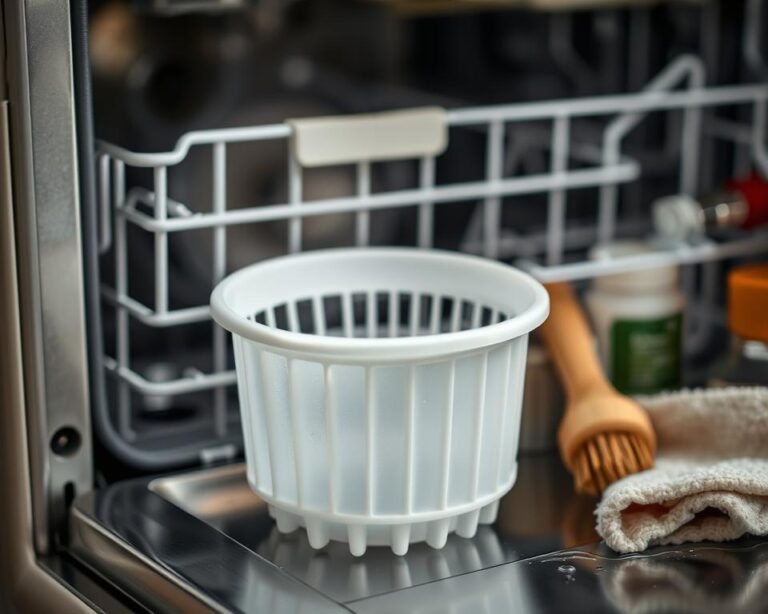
{"left": 558, "top": 564, "right": 576, "bottom": 574}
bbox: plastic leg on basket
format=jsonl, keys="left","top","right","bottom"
{"left": 347, "top": 524, "right": 368, "bottom": 557}
{"left": 456, "top": 509, "right": 481, "bottom": 539}
{"left": 426, "top": 518, "right": 451, "bottom": 549}
{"left": 273, "top": 508, "right": 300, "bottom": 534}
{"left": 479, "top": 499, "right": 500, "bottom": 525}
{"left": 305, "top": 518, "right": 330, "bottom": 549}
{"left": 391, "top": 524, "right": 412, "bottom": 556}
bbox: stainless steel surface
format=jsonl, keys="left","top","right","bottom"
{"left": 70, "top": 499, "right": 230, "bottom": 614}
{"left": 71, "top": 454, "right": 768, "bottom": 612}
{"left": 348, "top": 538, "right": 768, "bottom": 614}
{"left": 0, "top": 100, "right": 94, "bottom": 612}
{"left": 149, "top": 464, "right": 524, "bottom": 603}
{"left": 70, "top": 482, "right": 348, "bottom": 613}
{"left": 3, "top": 0, "right": 93, "bottom": 552}
{"left": 40, "top": 555, "right": 142, "bottom": 614}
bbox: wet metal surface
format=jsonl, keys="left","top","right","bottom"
{"left": 350, "top": 540, "right": 768, "bottom": 613}
{"left": 71, "top": 454, "right": 768, "bottom": 612}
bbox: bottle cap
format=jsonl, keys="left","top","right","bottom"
{"left": 728, "top": 175, "right": 768, "bottom": 229}
{"left": 728, "top": 263, "right": 768, "bottom": 343}
{"left": 653, "top": 194, "right": 704, "bottom": 242}
{"left": 590, "top": 241, "right": 679, "bottom": 292}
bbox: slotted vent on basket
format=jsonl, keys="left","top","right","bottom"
{"left": 249, "top": 290, "right": 510, "bottom": 338}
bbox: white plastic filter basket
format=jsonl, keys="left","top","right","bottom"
{"left": 211, "top": 248, "right": 549, "bottom": 556}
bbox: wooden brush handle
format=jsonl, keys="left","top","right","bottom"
{"left": 539, "top": 282, "right": 656, "bottom": 474}
{"left": 538, "top": 282, "right": 613, "bottom": 402}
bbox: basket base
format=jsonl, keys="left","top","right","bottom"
{"left": 268, "top": 498, "right": 502, "bottom": 557}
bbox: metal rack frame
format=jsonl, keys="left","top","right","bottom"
{"left": 96, "top": 55, "right": 768, "bottom": 467}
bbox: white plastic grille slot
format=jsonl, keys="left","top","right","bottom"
{"left": 96, "top": 54, "right": 768, "bottom": 465}
{"left": 247, "top": 293, "right": 508, "bottom": 338}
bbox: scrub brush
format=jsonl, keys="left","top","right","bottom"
{"left": 539, "top": 282, "right": 656, "bottom": 496}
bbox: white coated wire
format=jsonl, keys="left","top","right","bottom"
{"left": 97, "top": 59, "right": 768, "bottom": 413}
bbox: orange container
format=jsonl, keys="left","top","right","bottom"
{"left": 728, "top": 264, "right": 768, "bottom": 344}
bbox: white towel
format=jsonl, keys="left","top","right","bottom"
{"left": 596, "top": 387, "right": 768, "bottom": 554}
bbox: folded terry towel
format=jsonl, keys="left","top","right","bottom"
{"left": 596, "top": 387, "right": 768, "bottom": 553}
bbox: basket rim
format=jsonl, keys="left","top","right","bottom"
{"left": 210, "top": 247, "right": 549, "bottom": 363}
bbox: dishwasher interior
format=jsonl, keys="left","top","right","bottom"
{"left": 43, "top": 0, "right": 768, "bottom": 611}
{"left": 89, "top": 0, "right": 768, "bottom": 475}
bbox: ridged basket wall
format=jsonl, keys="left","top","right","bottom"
{"left": 211, "top": 248, "right": 549, "bottom": 556}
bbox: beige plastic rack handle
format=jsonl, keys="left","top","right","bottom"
{"left": 288, "top": 106, "right": 448, "bottom": 167}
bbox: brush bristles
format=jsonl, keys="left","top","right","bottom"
{"left": 573, "top": 432, "right": 654, "bottom": 496}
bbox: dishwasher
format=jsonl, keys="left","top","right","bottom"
{"left": 2, "top": 1, "right": 768, "bottom": 612}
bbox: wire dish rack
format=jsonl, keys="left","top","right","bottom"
{"left": 95, "top": 55, "right": 768, "bottom": 468}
